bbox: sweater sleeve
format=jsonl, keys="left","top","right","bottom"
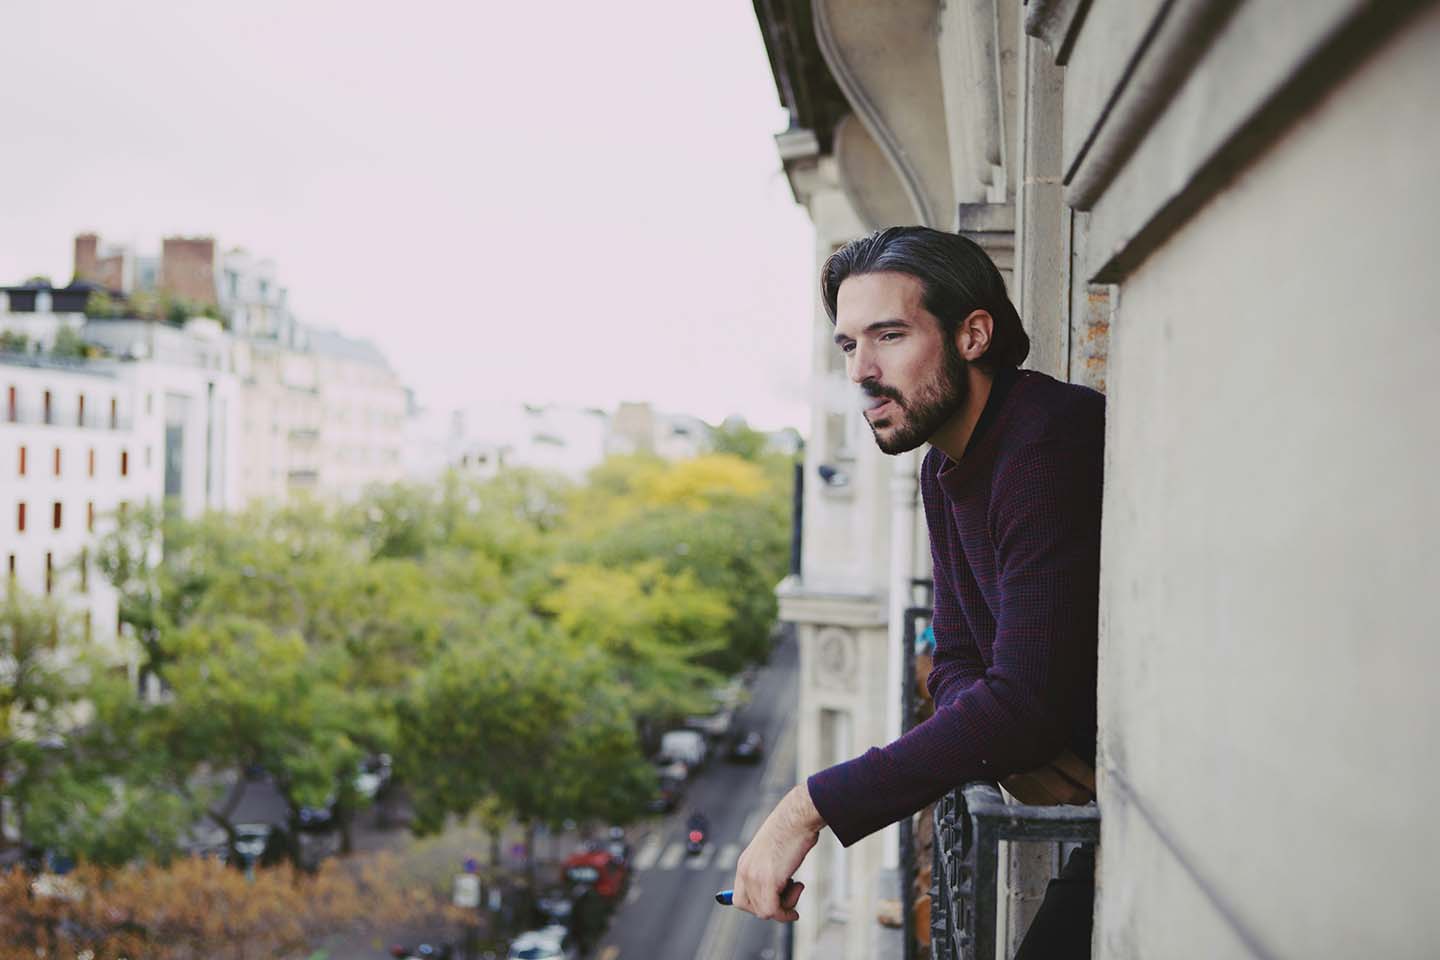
{"left": 918, "top": 452, "right": 987, "bottom": 710}
{"left": 807, "top": 437, "right": 1103, "bottom": 847}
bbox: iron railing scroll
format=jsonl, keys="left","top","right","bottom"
{"left": 930, "top": 783, "right": 1100, "bottom": 960}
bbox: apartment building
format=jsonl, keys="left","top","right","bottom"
{"left": 231, "top": 327, "right": 406, "bottom": 503}
{"left": 0, "top": 352, "right": 162, "bottom": 668}
{"left": 754, "top": 2, "right": 1439, "bottom": 958}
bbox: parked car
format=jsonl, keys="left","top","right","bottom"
{"left": 354, "top": 753, "right": 393, "bottom": 802}
{"left": 562, "top": 846, "right": 630, "bottom": 902}
{"left": 726, "top": 730, "right": 765, "bottom": 764}
{"left": 507, "top": 925, "right": 578, "bottom": 960}
{"left": 232, "top": 823, "right": 272, "bottom": 867}
{"left": 298, "top": 754, "right": 394, "bottom": 830}
{"left": 684, "top": 707, "right": 735, "bottom": 740}
{"left": 645, "top": 772, "right": 685, "bottom": 813}
{"left": 658, "top": 729, "right": 707, "bottom": 769}
{"left": 389, "top": 943, "right": 454, "bottom": 959}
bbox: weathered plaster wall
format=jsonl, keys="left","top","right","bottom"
{"left": 1097, "top": 8, "right": 1440, "bottom": 957}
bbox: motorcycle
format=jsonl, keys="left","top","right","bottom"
{"left": 685, "top": 814, "right": 709, "bottom": 856}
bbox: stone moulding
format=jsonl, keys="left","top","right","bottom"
{"left": 1024, "top": 0, "right": 1092, "bottom": 65}
{"left": 1038, "top": 0, "right": 1427, "bottom": 283}
{"left": 812, "top": 0, "right": 954, "bottom": 227}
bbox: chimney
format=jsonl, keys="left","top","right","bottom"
{"left": 159, "top": 236, "right": 219, "bottom": 307}
{"left": 74, "top": 233, "right": 99, "bottom": 284}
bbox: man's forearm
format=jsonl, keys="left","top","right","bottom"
{"left": 782, "top": 782, "right": 825, "bottom": 834}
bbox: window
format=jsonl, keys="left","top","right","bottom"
{"left": 52, "top": 501, "right": 62, "bottom": 530}
{"left": 88, "top": 447, "right": 95, "bottom": 477}
{"left": 146, "top": 446, "right": 152, "bottom": 468}
{"left": 79, "top": 548, "right": 88, "bottom": 592}
{"left": 77, "top": 393, "right": 85, "bottom": 427}
{"left": 44, "top": 390, "right": 53, "bottom": 425}
{"left": 120, "top": 449, "right": 129, "bottom": 476}
{"left": 16, "top": 502, "right": 25, "bottom": 532}
{"left": 53, "top": 446, "right": 61, "bottom": 476}
{"left": 45, "top": 552, "right": 52, "bottom": 594}
{"left": 17, "top": 445, "right": 25, "bottom": 476}
{"left": 118, "top": 500, "right": 129, "bottom": 520}
{"left": 87, "top": 500, "right": 94, "bottom": 532}
{"left": 146, "top": 392, "right": 153, "bottom": 416}
{"left": 110, "top": 396, "right": 118, "bottom": 429}
{"left": 84, "top": 610, "right": 92, "bottom": 643}
{"left": 6, "top": 385, "right": 15, "bottom": 422}
{"left": 6, "top": 554, "right": 13, "bottom": 579}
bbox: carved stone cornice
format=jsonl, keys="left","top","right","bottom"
{"left": 812, "top": 0, "right": 956, "bottom": 227}
{"left": 1024, "top": 0, "right": 1091, "bottom": 65}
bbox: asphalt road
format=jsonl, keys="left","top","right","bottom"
{"left": 595, "top": 631, "right": 799, "bottom": 960}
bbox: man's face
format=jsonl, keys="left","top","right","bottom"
{"left": 833, "top": 271, "right": 968, "bottom": 455}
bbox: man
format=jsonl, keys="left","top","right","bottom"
{"left": 730, "top": 226, "right": 1104, "bottom": 957}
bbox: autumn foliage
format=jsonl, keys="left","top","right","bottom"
{"left": 0, "top": 852, "right": 429, "bottom": 960}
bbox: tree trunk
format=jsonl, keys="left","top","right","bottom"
{"left": 337, "top": 801, "right": 354, "bottom": 856}
{"left": 524, "top": 820, "right": 538, "bottom": 893}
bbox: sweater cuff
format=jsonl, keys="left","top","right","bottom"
{"left": 807, "top": 750, "right": 887, "bottom": 848}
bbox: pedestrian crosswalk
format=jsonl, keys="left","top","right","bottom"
{"left": 632, "top": 838, "right": 743, "bottom": 874}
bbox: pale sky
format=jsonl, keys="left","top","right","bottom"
{"left": 0, "top": 2, "right": 817, "bottom": 432}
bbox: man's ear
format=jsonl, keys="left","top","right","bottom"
{"left": 956, "top": 310, "right": 994, "bottom": 362}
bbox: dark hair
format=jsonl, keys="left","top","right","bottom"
{"left": 820, "top": 226, "right": 1030, "bottom": 371}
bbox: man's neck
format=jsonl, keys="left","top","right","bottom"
{"left": 928, "top": 367, "right": 995, "bottom": 461}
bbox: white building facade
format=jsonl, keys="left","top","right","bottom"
{"left": 755, "top": 2, "right": 1440, "bottom": 958}
{"left": 0, "top": 354, "right": 162, "bottom": 670}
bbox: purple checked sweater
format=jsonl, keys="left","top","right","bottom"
{"left": 808, "top": 369, "right": 1105, "bottom": 846}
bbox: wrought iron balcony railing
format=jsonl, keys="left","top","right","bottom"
{"left": 930, "top": 783, "right": 1100, "bottom": 960}
{"left": 899, "top": 583, "right": 1101, "bottom": 960}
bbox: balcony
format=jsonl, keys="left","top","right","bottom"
{"left": 3, "top": 404, "right": 132, "bottom": 431}
{"left": 899, "top": 593, "right": 1101, "bottom": 960}
{"left": 928, "top": 784, "right": 1100, "bottom": 960}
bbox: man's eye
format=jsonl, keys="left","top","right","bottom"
{"left": 839, "top": 342, "right": 855, "bottom": 354}
{"left": 880, "top": 332, "right": 902, "bottom": 342}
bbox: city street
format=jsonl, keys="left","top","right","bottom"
{"left": 594, "top": 631, "right": 799, "bottom": 960}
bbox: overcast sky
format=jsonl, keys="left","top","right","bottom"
{"left": 0, "top": 2, "right": 816, "bottom": 432}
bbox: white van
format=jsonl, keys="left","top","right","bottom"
{"left": 658, "top": 729, "right": 707, "bottom": 769}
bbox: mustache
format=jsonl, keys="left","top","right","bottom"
{"left": 861, "top": 381, "right": 903, "bottom": 404}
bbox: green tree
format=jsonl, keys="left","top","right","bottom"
{"left": 539, "top": 562, "right": 727, "bottom": 717}
{"left": 83, "top": 290, "right": 123, "bottom": 319}
{"left": 0, "top": 588, "right": 188, "bottom": 866}
{"left": 398, "top": 618, "right": 653, "bottom": 886}
{"left": 151, "top": 615, "right": 370, "bottom": 865}
{"left": 50, "top": 326, "right": 95, "bottom": 360}
{"left": 711, "top": 417, "right": 771, "bottom": 462}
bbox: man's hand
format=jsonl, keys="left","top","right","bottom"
{"left": 731, "top": 783, "right": 825, "bottom": 922}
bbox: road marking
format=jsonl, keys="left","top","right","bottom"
{"left": 695, "top": 887, "right": 739, "bottom": 960}
{"left": 597, "top": 946, "right": 620, "bottom": 960}
{"left": 632, "top": 835, "right": 662, "bottom": 872}
{"left": 657, "top": 841, "right": 685, "bottom": 871}
{"left": 715, "top": 842, "right": 741, "bottom": 872}
{"left": 686, "top": 844, "right": 715, "bottom": 870}
{"left": 696, "top": 888, "right": 743, "bottom": 960}
{"left": 624, "top": 884, "right": 641, "bottom": 905}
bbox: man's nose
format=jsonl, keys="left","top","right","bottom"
{"left": 848, "top": 343, "right": 879, "bottom": 384}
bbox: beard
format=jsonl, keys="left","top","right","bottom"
{"left": 863, "top": 337, "right": 969, "bottom": 455}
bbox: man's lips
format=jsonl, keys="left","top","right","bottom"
{"left": 865, "top": 397, "right": 896, "bottom": 418}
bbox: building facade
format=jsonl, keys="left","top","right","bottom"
{"left": 1, "top": 352, "right": 164, "bottom": 674}
{"left": 755, "top": 1, "right": 1440, "bottom": 958}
